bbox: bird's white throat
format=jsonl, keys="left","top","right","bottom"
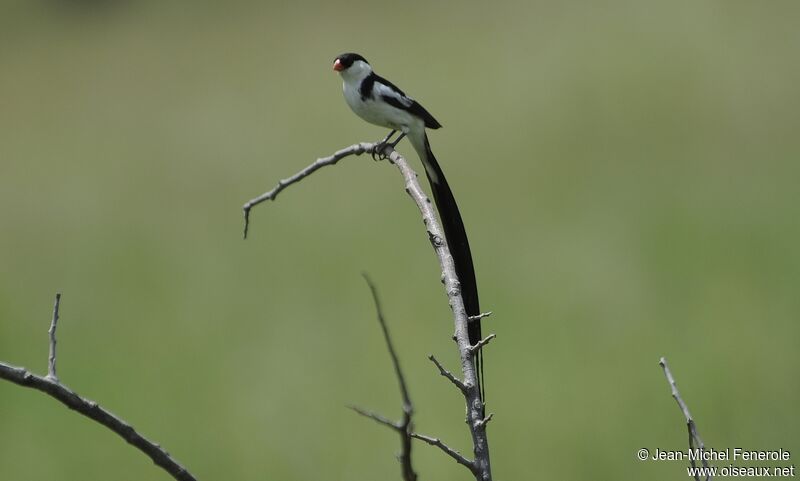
{"left": 339, "top": 60, "right": 372, "bottom": 85}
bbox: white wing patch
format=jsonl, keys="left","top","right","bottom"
{"left": 375, "top": 82, "right": 414, "bottom": 108}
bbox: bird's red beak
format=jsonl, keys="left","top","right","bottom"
{"left": 333, "top": 58, "right": 344, "bottom": 71}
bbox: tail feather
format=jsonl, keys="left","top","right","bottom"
{"left": 410, "top": 132, "right": 484, "bottom": 405}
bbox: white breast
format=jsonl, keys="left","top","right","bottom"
{"left": 342, "top": 81, "right": 419, "bottom": 133}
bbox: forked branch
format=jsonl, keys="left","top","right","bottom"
{"left": 244, "top": 142, "right": 493, "bottom": 480}
{"left": 0, "top": 294, "right": 197, "bottom": 481}
{"left": 349, "top": 274, "right": 417, "bottom": 481}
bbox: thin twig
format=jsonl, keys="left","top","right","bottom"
{"left": 469, "top": 334, "right": 496, "bottom": 355}
{"left": 659, "top": 357, "right": 711, "bottom": 481}
{"left": 242, "top": 142, "right": 374, "bottom": 238}
{"left": 0, "top": 295, "right": 197, "bottom": 481}
{"left": 349, "top": 405, "right": 475, "bottom": 477}
{"left": 428, "top": 355, "right": 467, "bottom": 393}
{"left": 410, "top": 433, "right": 477, "bottom": 474}
{"left": 47, "top": 293, "right": 61, "bottom": 382}
{"left": 363, "top": 274, "right": 414, "bottom": 416}
{"left": 358, "top": 274, "right": 418, "bottom": 481}
{"left": 349, "top": 405, "right": 400, "bottom": 431}
{"left": 475, "top": 413, "right": 494, "bottom": 429}
{"left": 468, "top": 311, "right": 493, "bottom": 323}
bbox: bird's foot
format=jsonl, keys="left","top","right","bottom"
{"left": 371, "top": 142, "right": 391, "bottom": 161}
{"left": 371, "top": 132, "right": 407, "bottom": 161}
{"left": 371, "top": 130, "right": 397, "bottom": 161}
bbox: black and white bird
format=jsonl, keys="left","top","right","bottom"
{"left": 333, "top": 52, "right": 484, "bottom": 402}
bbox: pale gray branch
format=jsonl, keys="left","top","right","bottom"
{"left": 385, "top": 148, "right": 493, "bottom": 480}
{"left": 242, "top": 142, "right": 374, "bottom": 238}
{"left": 245, "top": 143, "right": 493, "bottom": 480}
{"left": 428, "top": 355, "right": 467, "bottom": 393}
{"left": 475, "top": 413, "right": 494, "bottom": 429}
{"left": 410, "top": 433, "right": 477, "bottom": 474}
{"left": 659, "top": 357, "right": 711, "bottom": 481}
{"left": 469, "top": 334, "right": 496, "bottom": 356}
{"left": 468, "top": 311, "right": 493, "bottom": 323}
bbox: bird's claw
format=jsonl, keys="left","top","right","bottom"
{"left": 371, "top": 142, "right": 390, "bottom": 161}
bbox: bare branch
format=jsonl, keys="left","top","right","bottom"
{"left": 410, "top": 433, "right": 477, "bottom": 474}
{"left": 0, "top": 295, "right": 197, "bottom": 481}
{"left": 242, "top": 142, "right": 375, "bottom": 238}
{"left": 246, "top": 144, "right": 493, "bottom": 480}
{"left": 468, "top": 311, "right": 493, "bottom": 323}
{"left": 475, "top": 413, "right": 494, "bottom": 429}
{"left": 0, "top": 362, "right": 196, "bottom": 481}
{"left": 428, "top": 355, "right": 467, "bottom": 393}
{"left": 363, "top": 274, "right": 413, "bottom": 416}
{"left": 47, "top": 293, "right": 61, "bottom": 382}
{"left": 385, "top": 149, "right": 493, "bottom": 479}
{"left": 469, "top": 334, "right": 496, "bottom": 356}
{"left": 351, "top": 275, "right": 417, "bottom": 481}
{"left": 351, "top": 403, "right": 476, "bottom": 476}
{"left": 349, "top": 405, "right": 401, "bottom": 431}
{"left": 659, "top": 357, "right": 711, "bottom": 481}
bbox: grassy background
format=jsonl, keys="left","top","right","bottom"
{"left": 1, "top": 1, "right": 798, "bottom": 480}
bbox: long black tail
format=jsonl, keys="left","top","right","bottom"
{"left": 413, "top": 133, "right": 484, "bottom": 404}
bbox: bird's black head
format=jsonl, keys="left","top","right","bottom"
{"left": 333, "top": 53, "right": 368, "bottom": 72}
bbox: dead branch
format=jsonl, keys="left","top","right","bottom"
{"left": 659, "top": 357, "right": 711, "bottom": 481}
{"left": 349, "top": 274, "right": 417, "bottom": 481}
{"left": 0, "top": 294, "right": 198, "bottom": 481}
{"left": 244, "top": 142, "right": 493, "bottom": 480}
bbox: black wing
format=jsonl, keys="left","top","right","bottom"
{"left": 368, "top": 73, "right": 443, "bottom": 130}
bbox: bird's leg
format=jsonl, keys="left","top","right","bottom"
{"left": 381, "top": 129, "right": 398, "bottom": 144}
{"left": 372, "top": 130, "right": 397, "bottom": 161}
{"left": 387, "top": 132, "right": 406, "bottom": 148}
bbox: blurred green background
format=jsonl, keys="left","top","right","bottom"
{"left": 1, "top": 1, "right": 798, "bottom": 480}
